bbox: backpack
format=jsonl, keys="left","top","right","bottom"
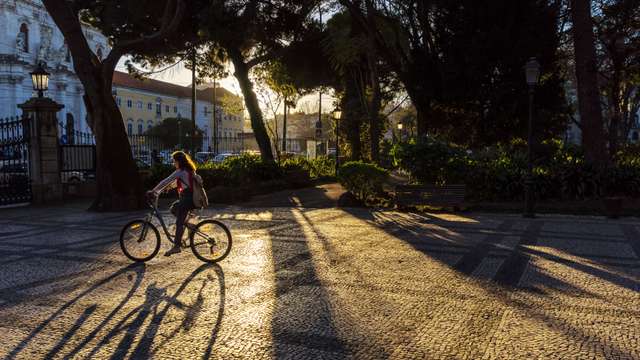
{"left": 191, "top": 172, "right": 209, "bottom": 208}
{"left": 179, "top": 172, "right": 209, "bottom": 208}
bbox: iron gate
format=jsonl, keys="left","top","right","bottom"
{"left": 0, "top": 116, "right": 30, "bottom": 206}
{"left": 59, "top": 144, "right": 96, "bottom": 183}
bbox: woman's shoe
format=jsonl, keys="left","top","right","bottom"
{"left": 164, "top": 246, "right": 181, "bottom": 256}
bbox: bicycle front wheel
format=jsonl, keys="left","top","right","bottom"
{"left": 120, "top": 220, "right": 161, "bottom": 262}
{"left": 190, "top": 220, "right": 232, "bottom": 263}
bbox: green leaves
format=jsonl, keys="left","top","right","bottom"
{"left": 337, "top": 161, "right": 389, "bottom": 202}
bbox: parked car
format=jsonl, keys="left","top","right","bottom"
{"left": 61, "top": 171, "right": 87, "bottom": 184}
{"left": 213, "top": 153, "right": 236, "bottom": 163}
{"left": 195, "top": 152, "right": 216, "bottom": 164}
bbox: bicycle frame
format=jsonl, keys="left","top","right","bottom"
{"left": 141, "top": 197, "right": 210, "bottom": 244}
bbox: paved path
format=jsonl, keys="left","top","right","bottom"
{"left": 0, "top": 201, "right": 639, "bottom": 359}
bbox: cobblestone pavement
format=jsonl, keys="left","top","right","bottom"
{"left": 0, "top": 201, "right": 639, "bottom": 359}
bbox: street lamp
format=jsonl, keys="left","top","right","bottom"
{"left": 177, "top": 113, "right": 182, "bottom": 150}
{"left": 30, "top": 62, "right": 50, "bottom": 98}
{"left": 397, "top": 122, "right": 404, "bottom": 142}
{"left": 524, "top": 57, "right": 540, "bottom": 218}
{"left": 332, "top": 109, "right": 342, "bottom": 175}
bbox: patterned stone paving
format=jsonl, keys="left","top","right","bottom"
{"left": 0, "top": 202, "right": 638, "bottom": 359}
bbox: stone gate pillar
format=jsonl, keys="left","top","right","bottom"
{"left": 18, "top": 97, "right": 64, "bottom": 204}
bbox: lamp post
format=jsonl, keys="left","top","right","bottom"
{"left": 524, "top": 57, "right": 540, "bottom": 218}
{"left": 315, "top": 119, "right": 322, "bottom": 159}
{"left": 397, "top": 122, "right": 404, "bottom": 142}
{"left": 30, "top": 62, "right": 50, "bottom": 98}
{"left": 332, "top": 109, "right": 342, "bottom": 175}
{"left": 19, "top": 61, "right": 65, "bottom": 204}
{"left": 177, "top": 113, "right": 182, "bottom": 150}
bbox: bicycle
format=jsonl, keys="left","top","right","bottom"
{"left": 119, "top": 194, "right": 232, "bottom": 263}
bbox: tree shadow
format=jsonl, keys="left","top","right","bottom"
{"left": 338, "top": 207, "right": 639, "bottom": 358}
{"left": 361, "top": 210, "right": 639, "bottom": 293}
{"left": 267, "top": 207, "right": 353, "bottom": 358}
{"left": 6, "top": 263, "right": 147, "bottom": 360}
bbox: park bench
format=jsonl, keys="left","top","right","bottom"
{"left": 394, "top": 184, "right": 466, "bottom": 211}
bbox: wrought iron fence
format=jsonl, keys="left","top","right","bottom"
{"left": 0, "top": 116, "right": 31, "bottom": 205}
{"left": 56, "top": 127, "right": 315, "bottom": 169}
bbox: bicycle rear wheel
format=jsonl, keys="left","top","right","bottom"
{"left": 120, "top": 220, "right": 161, "bottom": 262}
{"left": 189, "top": 220, "right": 232, "bottom": 263}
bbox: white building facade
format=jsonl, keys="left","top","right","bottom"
{"left": 0, "top": 0, "right": 108, "bottom": 133}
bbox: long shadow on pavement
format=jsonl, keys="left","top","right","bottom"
{"left": 6, "top": 263, "right": 147, "bottom": 360}
{"left": 86, "top": 263, "right": 225, "bottom": 360}
{"left": 266, "top": 198, "right": 351, "bottom": 357}
{"left": 5, "top": 262, "right": 225, "bottom": 359}
{"left": 340, "top": 207, "right": 639, "bottom": 358}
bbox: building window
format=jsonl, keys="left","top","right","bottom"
{"left": 633, "top": 132, "right": 639, "bottom": 142}
{"left": 137, "top": 101, "right": 142, "bottom": 109}
{"left": 173, "top": 106, "right": 178, "bottom": 113}
{"left": 116, "top": 97, "right": 122, "bottom": 107}
{"left": 147, "top": 103, "right": 152, "bottom": 110}
{"left": 165, "top": 105, "right": 170, "bottom": 113}
{"left": 127, "top": 121, "right": 133, "bottom": 135}
{"left": 137, "top": 120, "right": 144, "bottom": 134}
{"left": 155, "top": 101, "right": 161, "bottom": 115}
{"left": 147, "top": 120, "right": 153, "bottom": 131}
{"left": 18, "top": 24, "right": 29, "bottom": 53}
{"left": 127, "top": 99, "right": 132, "bottom": 108}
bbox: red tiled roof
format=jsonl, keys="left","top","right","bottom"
{"left": 112, "top": 71, "right": 234, "bottom": 103}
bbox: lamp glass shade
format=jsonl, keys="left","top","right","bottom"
{"left": 524, "top": 58, "right": 541, "bottom": 86}
{"left": 333, "top": 110, "right": 342, "bottom": 119}
{"left": 30, "top": 63, "right": 50, "bottom": 92}
{"left": 397, "top": 123, "right": 403, "bottom": 130}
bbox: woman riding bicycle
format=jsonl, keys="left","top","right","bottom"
{"left": 148, "top": 151, "right": 197, "bottom": 256}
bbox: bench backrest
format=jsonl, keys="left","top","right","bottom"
{"left": 395, "top": 184, "right": 466, "bottom": 206}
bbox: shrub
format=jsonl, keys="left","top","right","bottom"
{"left": 338, "top": 161, "right": 388, "bottom": 202}
{"left": 391, "top": 137, "right": 469, "bottom": 185}
{"left": 219, "top": 153, "right": 281, "bottom": 184}
{"left": 280, "top": 156, "right": 310, "bottom": 172}
{"left": 280, "top": 156, "right": 336, "bottom": 180}
{"left": 389, "top": 136, "right": 640, "bottom": 202}
{"left": 143, "top": 164, "right": 174, "bottom": 189}
{"left": 308, "top": 156, "right": 336, "bottom": 179}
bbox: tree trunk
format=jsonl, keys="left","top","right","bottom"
{"left": 412, "top": 93, "right": 430, "bottom": 138}
{"left": 343, "top": 76, "right": 362, "bottom": 161}
{"left": 607, "top": 55, "right": 624, "bottom": 157}
{"left": 367, "top": 52, "right": 382, "bottom": 164}
{"left": 43, "top": 0, "right": 143, "bottom": 211}
{"left": 88, "top": 83, "right": 145, "bottom": 211}
{"left": 227, "top": 47, "right": 275, "bottom": 163}
{"left": 571, "top": 0, "right": 607, "bottom": 165}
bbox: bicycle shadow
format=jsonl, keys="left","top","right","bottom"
{"left": 5, "top": 262, "right": 225, "bottom": 359}
{"left": 87, "top": 262, "right": 225, "bottom": 359}
{"left": 6, "top": 263, "right": 147, "bottom": 360}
